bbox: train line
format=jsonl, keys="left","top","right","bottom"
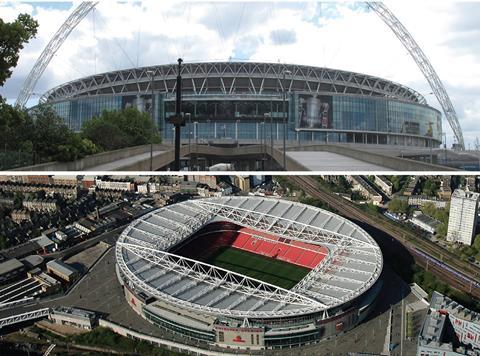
{"left": 288, "top": 176, "right": 480, "bottom": 299}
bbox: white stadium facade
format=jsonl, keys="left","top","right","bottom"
{"left": 115, "top": 196, "right": 384, "bottom": 350}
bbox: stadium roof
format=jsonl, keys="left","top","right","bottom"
{"left": 42, "top": 61, "right": 426, "bottom": 105}
{"left": 116, "top": 196, "right": 383, "bottom": 319}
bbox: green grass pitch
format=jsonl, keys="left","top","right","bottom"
{"left": 204, "top": 247, "right": 310, "bottom": 290}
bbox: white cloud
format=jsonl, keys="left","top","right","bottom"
{"left": 1, "top": 1, "right": 479, "bottom": 147}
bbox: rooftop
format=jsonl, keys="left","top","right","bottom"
{"left": 47, "top": 260, "right": 78, "bottom": 277}
{"left": 0, "top": 258, "right": 24, "bottom": 276}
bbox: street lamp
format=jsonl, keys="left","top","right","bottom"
{"left": 146, "top": 70, "right": 155, "bottom": 171}
{"left": 282, "top": 69, "right": 292, "bottom": 170}
{"left": 264, "top": 112, "right": 273, "bottom": 168}
{"left": 186, "top": 113, "right": 191, "bottom": 170}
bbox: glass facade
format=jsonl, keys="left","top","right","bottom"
{"left": 50, "top": 92, "right": 442, "bottom": 147}
{"left": 52, "top": 96, "right": 123, "bottom": 132}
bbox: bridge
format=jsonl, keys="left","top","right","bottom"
{"left": 0, "top": 308, "right": 50, "bottom": 329}
{"left": 13, "top": 142, "right": 456, "bottom": 172}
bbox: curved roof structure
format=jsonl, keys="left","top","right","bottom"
{"left": 116, "top": 196, "right": 383, "bottom": 319}
{"left": 42, "top": 61, "right": 426, "bottom": 105}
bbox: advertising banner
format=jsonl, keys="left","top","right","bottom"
{"left": 298, "top": 94, "right": 333, "bottom": 129}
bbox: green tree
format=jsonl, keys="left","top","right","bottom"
{"left": 0, "top": 14, "right": 39, "bottom": 88}
{"left": 29, "top": 104, "right": 99, "bottom": 162}
{"left": 421, "top": 178, "right": 440, "bottom": 197}
{"left": 81, "top": 108, "right": 161, "bottom": 151}
{"left": 0, "top": 100, "right": 34, "bottom": 150}
{"left": 473, "top": 234, "right": 480, "bottom": 251}
{"left": 388, "top": 198, "right": 409, "bottom": 214}
{"left": 387, "top": 175, "right": 409, "bottom": 193}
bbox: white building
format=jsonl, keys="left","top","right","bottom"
{"left": 95, "top": 178, "right": 134, "bottom": 191}
{"left": 409, "top": 213, "right": 441, "bottom": 235}
{"left": 447, "top": 189, "right": 480, "bottom": 246}
{"left": 408, "top": 195, "right": 447, "bottom": 209}
{"left": 374, "top": 175, "right": 393, "bottom": 196}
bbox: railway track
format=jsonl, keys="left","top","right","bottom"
{"left": 288, "top": 176, "right": 480, "bottom": 299}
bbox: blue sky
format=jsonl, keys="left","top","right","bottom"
{"left": 1, "top": 1, "right": 480, "bottom": 148}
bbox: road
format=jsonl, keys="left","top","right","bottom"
{"left": 288, "top": 176, "right": 480, "bottom": 299}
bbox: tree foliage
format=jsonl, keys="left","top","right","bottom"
{"left": 421, "top": 178, "right": 440, "bottom": 197}
{"left": 29, "top": 105, "right": 99, "bottom": 162}
{"left": 387, "top": 175, "right": 409, "bottom": 193}
{"left": 388, "top": 198, "right": 409, "bottom": 214}
{"left": 0, "top": 13, "right": 38, "bottom": 88}
{"left": 69, "top": 327, "right": 184, "bottom": 356}
{"left": 81, "top": 108, "right": 161, "bottom": 151}
{"left": 0, "top": 99, "right": 34, "bottom": 150}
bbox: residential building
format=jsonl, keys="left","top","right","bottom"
{"left": 187, "top": 175, "right": 217, "bottom": 189}
{"left": 408, "top": 195, "right": 448, "bottom": 209}
{"left": 0, "top": 182, "right": 77, "bottom": 199}
{"left": 347, "top": 176, "right": 382, "bottom": 205}
{"left": 51, "top": 175, "right": 78, "bottom": 187}
{"left": 81, "top": 176, "right": 96, "bottom": 189}
{"left": 234, "top": 176, "right": 251, "bottom": 192}
{"left": 11, "top": 209, "right": 31, "bottom": 224}
{"left": 439, "top": 176, "right": 452, "bottom": 200}
{"left": 404, "top": 176, "right": 420, "bottom": 196}
{"left": 23, "top": 198, "right": 58, "bottom": 212}
{"left": 0, "top": 195, "right": 14, "bottom": 207}
{"left": 95, "top": 178, "right": 134, "bottom": 191}
{"left": 374, "top": 175, "right": 393, "bottom": 196}
{"left": 418, "top": 291, "right": 480, "bottom": 355}
{"left": 447, "top": 189, "right": 480, "bottom": 246}
{"left": 465, "top": 176, "right": 477, "bottom": 192}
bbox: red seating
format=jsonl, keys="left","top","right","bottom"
{"left": 173, "top": 221, "right": 327, "bottom": 270}
{"left": 232, "top": 227, "right": 326, "bottom": 269}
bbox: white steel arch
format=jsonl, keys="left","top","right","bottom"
{"left": 16, "top": 1, "right": 463, "bottom": 148}
{"left": 14, "top": 1, "right": 98, "bottom": 108}
{"left": 367, "top": 2, "right": 464, "bottom": 149}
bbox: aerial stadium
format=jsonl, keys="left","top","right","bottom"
{"left": 115, "top": 196, "right": 383, "bottom": 350}
{"left": 43, "top": 61, "right": 443, "bottom": 148}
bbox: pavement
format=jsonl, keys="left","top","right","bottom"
{"left": 86, "top": 150, "right": 166, "bottom": 171}
{"left": 287, "top": 151, "right": 393, "bottom": 171}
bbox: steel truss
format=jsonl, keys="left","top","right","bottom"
{"left": 117, "top": 242, "right": 326, "bottom": 318}
{"left": 367, "top": 2, "right": 464, "bottom": 149}
{"left": 121, "top": 205, "right": 214, "bottom": 249}
{"left": 41, "top": 60, "right": 424, "bottom": 104}
{"left": 0, "top": 308, "right": 50, "bottom": 328}
{"left": 190, "top": 198, "right": 379, "bottom": 251}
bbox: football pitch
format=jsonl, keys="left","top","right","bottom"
{"left": 204, "top": 247, "right": 310, "bottom": 290}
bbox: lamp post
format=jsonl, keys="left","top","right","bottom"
{"left": 186, "top": 113, "right": 191, "bottom": 170}
{"left": 169, "top": 58, "right": 184, "bottom": 171}
{"left": 146, "top": 70, "right": 155, "bottom": 171}
{"left": 264, "top": 112, "right": 273, "bottom": 168}
{"left": 282, "top": 69, "right": 292, "bottom": 170}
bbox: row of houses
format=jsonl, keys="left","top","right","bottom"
{"left": 347, "top": 176, "right": 383, "bottom": 205}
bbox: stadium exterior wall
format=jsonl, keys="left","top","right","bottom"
{"left": 44, "top": 62, "right": 442, "bottom": 148}
{"left": 119, "top": 273, "right": 383, "bottom": 350}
